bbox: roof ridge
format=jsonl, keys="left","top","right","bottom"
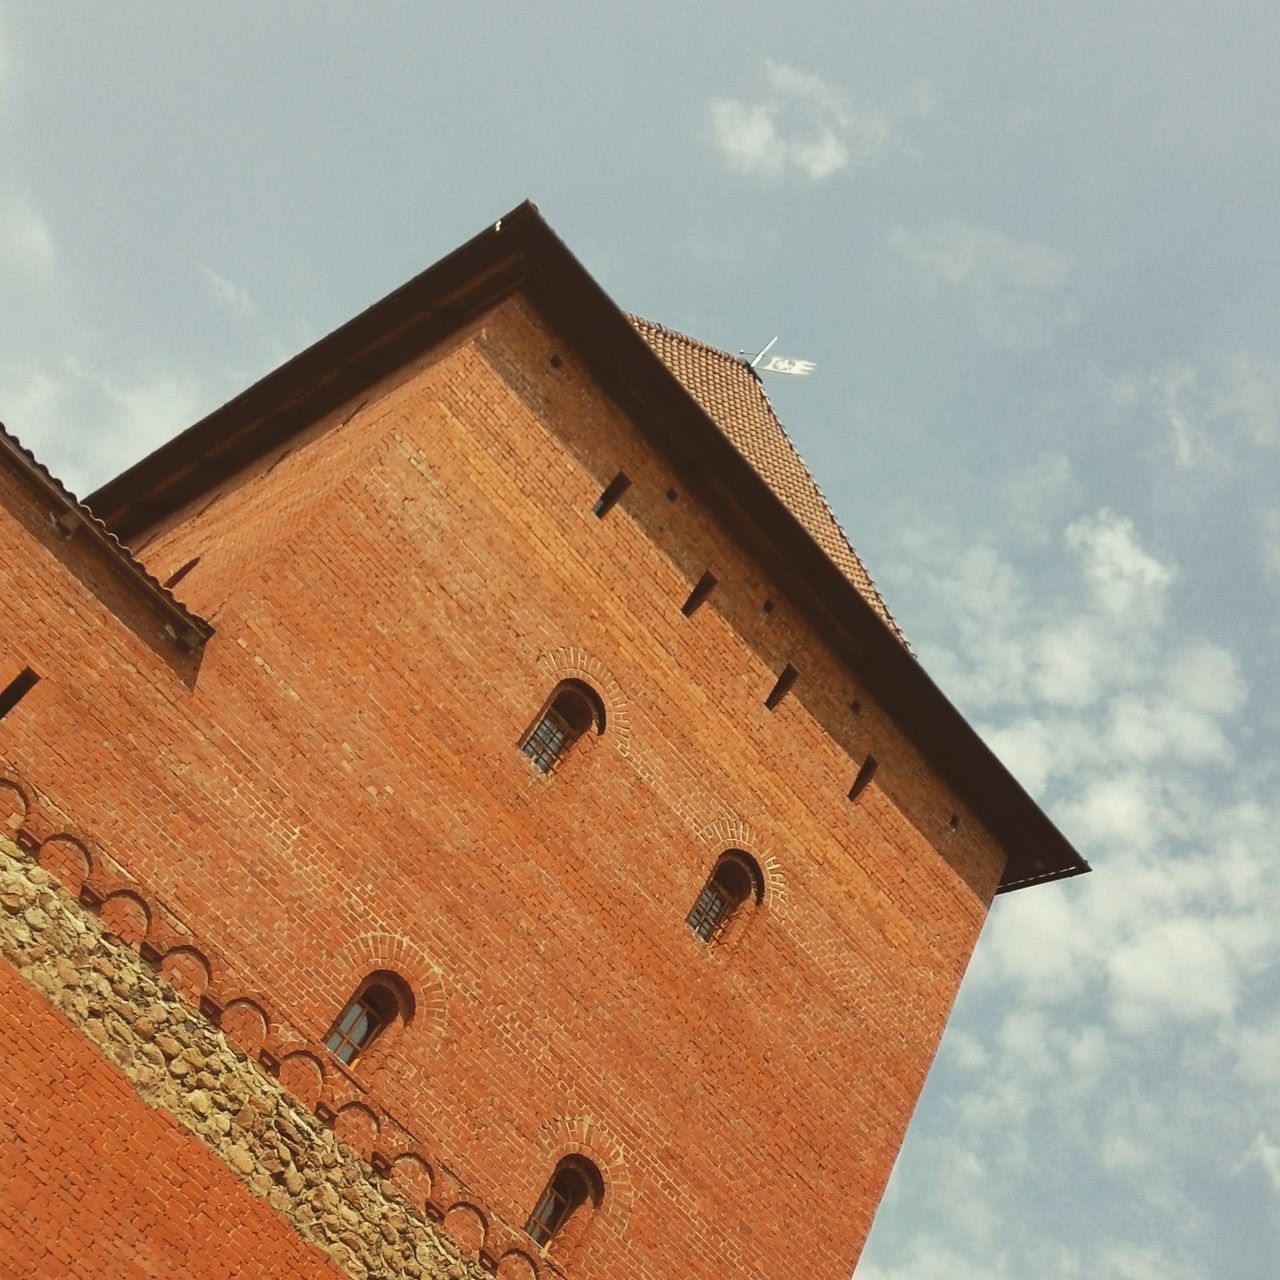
{"left": 625, "top": 313, "right": 752, "bottom": 365}
{"left": 627, "top": 315, "right": 907, "bottom": 647}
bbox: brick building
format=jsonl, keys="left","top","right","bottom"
{"left": 0, "top": 203, "right": 1087, "bottom": 1280}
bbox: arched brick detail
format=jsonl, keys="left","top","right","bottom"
{"left": 0, "top": 773, "right": 31, "bottom": 834}
{"left": 497, "top": 1249, "right": 540, "bottom": 1280}
{"left": 36, "top": 834, "right": 92, "bottom": 893}
{"left": 535, "top": 647, "right": 630, "bottom": 756}
{"left": 159, "top": 945, "right": 212, "bottom": 1003}
{"left": 532, "top": 1115, "right": 636, "bottom": 1219}
{"left": 696, "top": 816, "right": 788, "bottom": 916}
{"left": 389, "top": 1152, "right": 433, "bottom": 1207}
{"left": 277, "top": 1049, "right": 326, "bottom": 1109}
{"left": 443, "top": 1202, "right": 488, "bottom": 1257}
{"left": 98, "top": 890, "right": 150, "bottom": 946}
{"left": 326, "top": 931, "right": 447, "bottom": 1046}
{"left": 334, "top": 1102, "right": 380, "bottom": 1160}
{"left": 220, "top": 998, "right": 270, "bottom": 1055}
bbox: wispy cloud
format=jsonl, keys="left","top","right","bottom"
{"left": 887, "top": 221, "right": 1075, "bottom": 350}
{"left": 706, "top": 61, "right": 896, "bottom": 182}
{"left": 1110, "top": 351, "right": 1280, "bottom": 474}
{"left": 1261, "top": 507, "right": 1280, "bottom": 580}
{"left": 1, "top": 354, "right": 210, "bottom": 496}
{"left": 202, "top": 266, "right": 255, "bottom": 317}
{"left": 0, "top": 160, "right": 213, "bottom": 496}
{"left": 0, "top": 192, "right": 57, "bottom": 283}
{"left": 873, "top": 455, "right": 1280, "bottom": 1280}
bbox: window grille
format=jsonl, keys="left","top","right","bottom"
{"left": 526, "top": 1179, "right": 572, "bottom": 1246}
{"left": 520, "top": 682, "right": 602, "bottom": 774}
{"left": 522, "top": 704, "right": 578, "bottom": 774}
{"left": 686, "top": 878, "right": 737, "bottom": 942}
{"left": 324, "top": 994, "right": 384, "bottom": 1066}
{"left": 686, "top": 853, "right": 762, "bottom": 944}
{"left": 524, "top": 1158, "right": 601, "bottom": 1251}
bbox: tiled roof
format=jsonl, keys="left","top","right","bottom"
{"left": 0, "top": 424, "right": 212, "bottom": 647}
{"left": 629, "top": 316, "right": 905, "bottom": 644}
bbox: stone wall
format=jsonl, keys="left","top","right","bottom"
{"left": 0, "top": 833, "right": 494, "bottom": 1280}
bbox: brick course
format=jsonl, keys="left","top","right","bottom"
{"left": 1, "top": 289, "right": 1007, "bottom": 1278}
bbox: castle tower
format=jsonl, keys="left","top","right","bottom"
{"left": 0, "top": 204, "right": 1086, "bottom": 1279}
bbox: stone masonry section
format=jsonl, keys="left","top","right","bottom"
{"left": 0, "top": 834, "right": 492, "bottom": 1280}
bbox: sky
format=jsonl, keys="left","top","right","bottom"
{"left": 2, "top": 4, "right": 1278, "bottom": 1277}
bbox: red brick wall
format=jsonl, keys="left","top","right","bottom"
{"left": 0, "top": 959, "right": 343, "bottom": 1280}
{"left": 0, "top": 294, "right": 1004, "bottom": 1280}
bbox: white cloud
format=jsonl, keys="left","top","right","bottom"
{"left": 1114, "top": 350, "right": 1280, "bottom": 474}
{"left": 202, "top": 266, "right": 254, "bottom": 317}
{"left": 887, "top": 221, "right": 1075, "bottom": 351}
{"left": 706, "top": 61, "right": 892, "bottom": 182}
{"left": 1259, "top": 507, "right": 1280, "bottom": 579}
{"left": 0, "top": 192, "right": 57, "bottom": 282}
{"left": 1208, "top": 351, "right": 1280, "bottom": 449}
{"left": 1063, "top": 509, "right": 1174, "bottom": 620}
{"left": 1107, "top": 916, "right": 1245, "bottom": 1029}
{"left": 998, "top": 449, "right": 1074, "bottom": 545}
{"left": 1, "top": 354, "right": 209, "bottom": 497}
{"left": 1245, "top": 1133, "right": 1280, "bottom": 1196}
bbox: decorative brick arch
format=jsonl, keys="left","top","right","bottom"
{"left": 158, "top": 946, "right": 213, "bottom": 1003}
{"left": 334, "top": 1101, "right": 380, "bottom": 1159}
{"left": 0, "top": 771, "right": 31, "bottom": 834}
{"left": 36, "top": 834, "right": 93, "bottom": 894}
{"left": 696, "top": 816, "right": 788, "bottom": 917}
{"left": 535, "top": 647, "right": 630, "bottom": 756}
{"left": 532, "top": 1115, "right": 636, "bottom": 1222}
{"left": 326, "top": 931, "right": 448, "bottom": 1046}
{"left": 98, "top": 889, "right": 151, "bottom": 946}
{"left": 443, "top": 1202, "right": 488, "bottom": 1257}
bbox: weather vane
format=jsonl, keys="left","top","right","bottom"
{"left": 742, "top": 336, "right": 816, "bottom": 377}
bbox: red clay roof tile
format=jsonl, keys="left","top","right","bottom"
{"left": 629, "top": 316, "right": 905, "bottom": 644}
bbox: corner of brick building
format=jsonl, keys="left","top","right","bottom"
{"left": 0, "top": 251, "right": 1052, "bottom": 1280}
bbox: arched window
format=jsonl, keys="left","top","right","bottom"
{"left": 521, "top": 680, "right": 605, "bottom": 774}
{"left": 524, "top": 1156, "right": 604, "bottom": 1250}
{"left": 323, "top": 972, "right": 412, "bottom": 1067}
{"left": 686, "top": 851, "right": 764, "bottom": 943}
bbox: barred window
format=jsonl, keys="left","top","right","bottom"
{"left": 323, "top": 972, "right": 412, "bottom": 1067}
{"left": 521, "top": 681, "right": 604, "bottom": 775}
{"left": 686, "top": 852, "right": 763, "bottom": 944}
{"left": 525, "top": 1157, "right": 603, "bottom": 1250}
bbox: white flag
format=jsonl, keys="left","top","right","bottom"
{"left": 758, "top": 355, "right": 816, "bottom": 377}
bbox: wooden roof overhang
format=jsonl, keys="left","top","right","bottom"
{"left": 86, "top": 202, "right": 1088, "bottom": 894}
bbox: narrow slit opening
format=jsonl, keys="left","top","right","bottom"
{"left": 0, "top": 667, "right": 39, "bottom": 720}
{"left": 681, "top": 571, "right": 717, "bottom": 618}
{"left": 592, "top": 472, "right": 631, "bottom": 518}
{"left": 848, "top": 755, "right": 878, "bottom": 802}
{"left": 163, "top": 557, "right": 200, "bottom": 590}
{"left": 764, "top": 663, "right": 798, "bottom": 711}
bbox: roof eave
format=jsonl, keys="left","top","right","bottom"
{"left": 83, "top": 201, "right": 1088, "bottom": 894}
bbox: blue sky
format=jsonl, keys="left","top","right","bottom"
{"left": 2, "top": 4, "right": 1277, "bottom": 1277}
